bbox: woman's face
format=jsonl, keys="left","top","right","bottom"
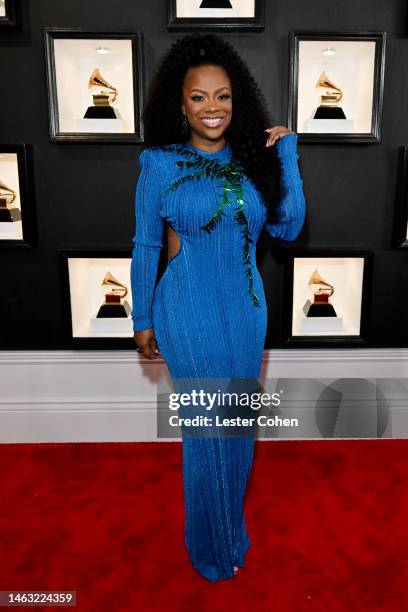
{"left": 181, "top": 64, "right": 232, "bottom": 148}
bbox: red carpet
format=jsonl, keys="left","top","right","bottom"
{"left": 1, "top": 440, "right": 408, "bottom": 611}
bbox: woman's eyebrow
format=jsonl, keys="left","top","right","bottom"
{"left": 189, "top": 86, "right": 231, "bottom": 93}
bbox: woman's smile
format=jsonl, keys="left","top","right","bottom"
{"left": 200, "top": 116, "right": 226, "bottom": 128}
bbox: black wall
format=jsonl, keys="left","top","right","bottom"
{"left": 0, "top": 0, "right": 408, "bottom": 349}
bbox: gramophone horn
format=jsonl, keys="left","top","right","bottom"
{"left": 101, "top": 271, "right": 128, "bottom": 298}
{"left": 0, "top": 179, "right": 16, "bottom": 205}
{"left": 315, "top": 71, "right": 343, "bottom": 104}
{"left": 88, "top": 68, "right": 118, "bottom": 103}
{"left": 308, "top": 268, "right": 334, "bottom": 296}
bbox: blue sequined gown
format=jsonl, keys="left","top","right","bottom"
{"left": 130, "top": 133, "right": 306, "bottom": 582}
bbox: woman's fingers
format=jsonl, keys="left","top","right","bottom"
{"left": 264, "top": 125, "right": 293, "bottom": 147}
{"left": 140, "top": 343, "right": 160, "bottom": 359}
{"left": 140, "top": 337, "right": 160, "bottom": 359}
{"left": 150, "top": 336, "right": 160, "bottom": 355}
{"left": 266, "top": 132, "right": 283, "bottom": 146}
{"left": 134, "top": 330, "right": 161, "bottom": 359}
{"left": 265, "top": 126, "right": 283, "bottom": 146}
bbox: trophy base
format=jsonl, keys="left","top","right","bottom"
{"left": 76, "top": 110, "right": 124, "bottom": 133}
{"left": 305, "top": 118, "right": 354, "bottom": 134}
{"left": 0, "top": 207, "right": 22, "bottom": 222}
{"left": 299, "top": 317, "right": 344, "bottom": 333}
{"left": 303, "top": 300, "right": 337, "bottom": 318}
{"left": 96, "top": 300, "right": 131, "bottom": 319}
{"left": 200, "top": 0, "right": 233, "bottom": 6}
{"left": 314, "top": 106, "right": 346, "bottom": 119}
{"left": 83, "top": 106, "right": 117, "bottom": 119}
{"left": 299, "top": 312, "right": 344, "bottom": 334}
{"left": 89, "top": 312, "right": 132, "bottom": 335}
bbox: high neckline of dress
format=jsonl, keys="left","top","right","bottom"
{"left": 183, "top": 141, "right": 231, "bottom": 158}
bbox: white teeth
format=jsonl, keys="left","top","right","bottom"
{"left": 201, "top": 117, "right": 224, "bottom": 127}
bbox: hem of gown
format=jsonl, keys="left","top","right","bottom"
{"left": 188, "top": 533, "right": 251, "bottom": 583}
{"left": 234, "top": 532, "right": 251, "bottom": 568}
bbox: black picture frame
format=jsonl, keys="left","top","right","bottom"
{"left": 280, "top": 249, "right": 373, "bottom": 347}
{"left": 0, "top": 143, "right": 37, "bottom": 250}
{"left": 43, "top": 28, "right": 145, "bottom": 143}
{"left": 288, "top": 30, "right": 386, "bottom": 144}
{"left": 60, "top": 249, "right": 136, "bottom": 349}
{"left": 0, "top": 0, "right": 18, "bottom": 28}
{"left": 167, "top": 0, "right": 264, "bottom": 31}
{"left": 393, "top": 146, "right": 408, "bottom": 249}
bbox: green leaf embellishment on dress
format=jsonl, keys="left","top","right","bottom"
{"left": 161, "top": 144, "right": 261, "bottom": 307}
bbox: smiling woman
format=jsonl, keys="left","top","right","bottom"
{"left": 130, "top": 33, "right": 306, "bottom": 582}
{"left": 181, "top": 64, "right": 232, "bottom": 149}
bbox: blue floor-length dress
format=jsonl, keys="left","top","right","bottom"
{"left": 130, "top": 133, "right": 306, "bottom": 582}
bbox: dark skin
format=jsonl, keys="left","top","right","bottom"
{"left": 133, "top": 63, "right": 295, "bottom": 359}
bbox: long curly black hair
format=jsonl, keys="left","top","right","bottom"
{"left": 143, "top": 33, "right": 284, "bottom": 225}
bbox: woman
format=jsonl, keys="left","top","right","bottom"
{"left": 130, "top": 33, "right": 306, "bottom": 582}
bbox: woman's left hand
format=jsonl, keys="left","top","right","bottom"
{"left": 264, "top": 125, "right": 296, "bottom": 147}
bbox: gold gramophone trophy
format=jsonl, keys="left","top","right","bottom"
{"left": 96, "top": 271, "right": 131, "bottom": 318}
{"left": 302, "top": 268, "right": 337, "bottom": 317}
{"left": 0, "top": 179, "right": 21, "bottom": 222}
{"left": 83, "top": 68, "right": 118, "bottom": 119}
{"left": 313, "top": 71, "right": 346, "bottom": 119}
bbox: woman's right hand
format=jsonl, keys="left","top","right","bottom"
{"left": 133, "top": 328, "right": 161, "bottom": 359}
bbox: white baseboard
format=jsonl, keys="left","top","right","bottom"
{"left": 0, "top": 349, "right": 407, "bottom": 443}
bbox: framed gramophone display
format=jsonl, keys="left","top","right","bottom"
{"left": 393, "top": 145, "right": 408, "bottom": 249}
{"left": 43, "top": 29, "right": 144, "bottom": 143}
{"left": 281, "top": 250, "right": 373, "bottom": 346}
{"left": 167, "top": 0, "right": 264, "bottom": 31}
{"left": 60, "top": 250, "right": 135, "bottom": 346}
{"left": 0, "top": 0, "right": 18, "bottom": 27}
{"left": 0, "top": 143, "right": 36, "bottom": 248}
{"left": 288, "top": 31, "right": 386, "bottom": 143}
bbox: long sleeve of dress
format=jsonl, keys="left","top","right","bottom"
{"left": 264, "top": 133, "right": 306, "bottom": 241}
{"left": 130, "top": 149, "right": 165, "bottom": 332}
